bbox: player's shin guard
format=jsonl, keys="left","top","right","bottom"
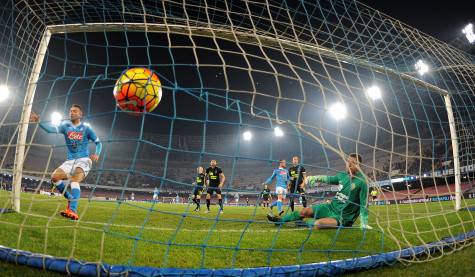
{"left": 281, "top": 211, "right": 302, "bottom": 222}
{"left": 54, "top": 181, "right": 71, "bottom": 199}
{"left": 301, "top": 195, "right": 307, "bottom": 208}
{"left": 277, "top": 200, "right": 282, "bottom": 213}
{"left": 70, "top": 182, "right": 81, "bottom": 213}
{"left": 206, "top": 199, "right": 210, "bottom": 210}
{"left": 196, "top": 198, "right": 200, "bottom": 209}
{"left": 289, "top": 198, "right": 295, "bottom": 212}
{"left": 218, "top": 199, "right": 223, "bottom": 211}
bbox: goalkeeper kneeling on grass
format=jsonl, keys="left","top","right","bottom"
{"left": 267, "top": 153, "right": 372, "bottom": 230}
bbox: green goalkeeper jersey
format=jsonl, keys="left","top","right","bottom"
{"left": 322, "top": 171, "right": 368, "bottom": 226}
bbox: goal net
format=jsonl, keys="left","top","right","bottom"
{"left": 0, "top": 0, "right": 474, "bottom": 275}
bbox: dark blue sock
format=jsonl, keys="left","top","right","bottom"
{"left": 55, "top": 182, "right": 71, "bottom": 199}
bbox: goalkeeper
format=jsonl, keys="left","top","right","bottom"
{"left": 267, "top": 153, "right": 371, "bottom": 229}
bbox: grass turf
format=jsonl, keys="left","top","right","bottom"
{"left": 0, "top": 190, "right": 474, "bottom": 272}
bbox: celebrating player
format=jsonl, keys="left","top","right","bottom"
{"left": 30, "top": 104, "right": 102, "bottom": 220}
{"left": 260, "top": 184, "right": 272, "bottom": 208}
{"left": 288, "top": 156, "right": 307, "bottom": 212}
{"left": 205, "top": 160, "right": 225, "bottom": 213}
{"left": 263, "top": 159, "right": 290, "bottom": 216}
{"left": 267, "top": 153, "right": 371, "bottom": 230}
{"left": 192, "top": 166, "right": 206, "bottom": 211}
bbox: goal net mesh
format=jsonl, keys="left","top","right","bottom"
{"left": 0, "top": 0, "right": 474, "bottom": 274}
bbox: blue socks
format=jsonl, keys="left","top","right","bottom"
{"left": 271, "top": 201, "right": 284, "bottom": 213}
{"left": 55, "top": 181, "right": 71, "bottom": 199}
{"left": 54, "top": 180, "right": 80, "bottom": 214}
{"left": 70, "top": 188, "right": 81, "bottom": 212}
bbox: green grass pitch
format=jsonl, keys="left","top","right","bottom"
{"left": 0, "top": 190, "right": 474, "bottom": 273}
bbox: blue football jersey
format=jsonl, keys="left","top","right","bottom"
{"left": 56, "top": 122, "right": 100, "bottom": 160}
{"left": 264, "top": 167, "right": 290, "bottom": 188}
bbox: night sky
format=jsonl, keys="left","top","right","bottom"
{"left": 33, "top": 0, "right": 474, "bottom": 147}
{"left": 359, "top": 0, "right": 475, "bottom": 54}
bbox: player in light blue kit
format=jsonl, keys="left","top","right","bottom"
{"left": 262, "top": 159, "right": 290, "bottom": 216}
{"left": 30, "top": 104, "right": 102, "bottom": 220}
{"left": 153, "top": 187, "right": 159, "bottom": 201}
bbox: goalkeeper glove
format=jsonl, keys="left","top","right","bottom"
{"left": 305, "top": 175, "right": 327, "bottom": 187}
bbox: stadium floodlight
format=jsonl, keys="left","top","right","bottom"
{"left": 462, "top": 23, "right": 475, "bottom": 44}
{"left": 329, "top": 102, "right": 347, "bottom": 120}
{"left": 0, "top": 85, "right": 10, "bottom": 102}
{"left": 415, "top": 60, "right": 429, "bottom": 76}
{"left": 243, "top": 130, "right": 252, "bottom": 141}
{"left": 274, "top": 126, "right": 284, "bottom": 137}
{"left": 366, "top": 85, "right": 382, "bottom": 100}
{"left": 50, "top": 112, "right": 62, "bottom": 126}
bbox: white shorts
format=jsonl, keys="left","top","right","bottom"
{"left": 276, "top": 187, "right": 287, "bottom": 199}
{"left": 59, "top": 157, "right": 92, "bottom": 178}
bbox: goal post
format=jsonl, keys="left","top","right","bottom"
{"left": 11, "top": 28, "right": 51, "bottom": 212}
{"left": 444, "top": 94, "right": 461, "bottom": 211}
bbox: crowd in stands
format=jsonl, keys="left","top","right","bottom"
{"left": 1, "top": 130, "right": 474, "bottom": 204}
{"left": 375, "top": 183, "right": 473, "bottom": 201}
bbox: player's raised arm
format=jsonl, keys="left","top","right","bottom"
{"left": 306, "top": 174, "right": 340, "bottom": 187}
{"left": 30, "top": 111, "right": 63, "bottom": 133}
{"left": 263, "top": 169, "right": 277, "bottom": 185}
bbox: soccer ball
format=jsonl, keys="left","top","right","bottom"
{"left": 113, "top": 68, "right": 162, "bottom": 114}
